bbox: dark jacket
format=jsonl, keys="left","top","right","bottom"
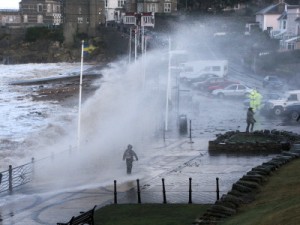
{"left": 246, "top": 108, "right": 256, "bottom": 123}
{"left": 123, "top": 148, "right": 138, "bottom": 161}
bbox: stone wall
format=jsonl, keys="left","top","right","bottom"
{"left": 194, "top": 148, "right": 300, "bottom": 225}
{"left": 208, "top": 130, "right": 300, "bottom": 154}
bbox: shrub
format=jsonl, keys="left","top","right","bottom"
{"left": 25, "top": 26, "right": 64, "bottom": 43}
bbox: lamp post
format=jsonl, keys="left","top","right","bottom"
{"left": 77, "top": 40, "right": 84, "bottom": 150}
{"left": 165, "top": 37, "right": 172, "bottom": 131}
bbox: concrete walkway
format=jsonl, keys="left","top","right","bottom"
{"left": 0, "top": 136, "right": 279, "bottom": 225}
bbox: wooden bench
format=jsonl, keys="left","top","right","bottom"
{"left": 57, "top": 205, "right": 97, "bottom": 225}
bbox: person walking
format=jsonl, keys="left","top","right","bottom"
{"left": 246, "top": 107, "right": 256, "bottom": 133}
{"left": 123, "top": 144, "right": 138, "bottom": 174}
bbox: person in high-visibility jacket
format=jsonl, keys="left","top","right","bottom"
{"left": 254, "top": 90, "right": 262, "bottom": 111}
{"left": 249, "top": 89, "right": 257, "bottom": 110}
{"left": 248, "top": 88, "right": 261, "bottom": 112}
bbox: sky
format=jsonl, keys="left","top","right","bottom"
{"left": 0, "top": 0, "right": 20, "bottom": 9}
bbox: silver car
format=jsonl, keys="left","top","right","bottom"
{"left": 212, "top": 84, "right": 253, "bottom": 98}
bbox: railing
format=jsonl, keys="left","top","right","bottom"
{"left": 0, "top": 146, "right": 75, "bottom": 195}
{"left": 112, "top": 177, "right": 223, "bottom": 204}
{"left": 0, "top": 158, "right": 34, "bottom": 194}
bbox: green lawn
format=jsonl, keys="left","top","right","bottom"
{"left": 220, "top": 159, "right": 300, "bottom": 225}
{"left": 94, "top": 204, "right": 210, "bottom": 225}
{"left": 94, "top": 158, "right": 300, "bottom": 225}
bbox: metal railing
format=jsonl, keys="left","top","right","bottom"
{"left": 0, "top": 158, "right": 34, "bottom": 194}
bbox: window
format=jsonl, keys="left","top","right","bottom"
{"left": 78, "top": 17, "right": 83, "bottom": 24}
{"left": 238, "top": 85, "right": 246, "bottom": 90}
{"left": 86, "top": 17, "right": 89, "bottom": 24}
{"left": 147, "top": 3, "right": 157, "bottom": 12}
{"left": 118, "top": 0, "right": 126, "bottom": 7}
{"left": 288, "top": 94, "right": 297, "bottom": 101}
{"left": 23, "top": 15, "right": 28, "bottom": 23}
{"left": 53, "top": 14, "right": 61, "bottom": 25}
{"left": 37, "top": 15, "right": 43, "bottom": 23}
{"left": 53, "top": 5, "right": 60, "bottom": 13}
{"left": 37, "top": 4, "right": 43, "bottom": 12}
{"left": 164, "top": 3, "right": 171, "bottom": 13}
{"left": 283, "top": 20, "right": 286, "bottom": 29}
{"left": 287, "top": 42, "right": 294, "bottom": 50}
{"left": 227, "top": 85, "right": 236, "bottom": 90}
{"left": 47, "top": 4, "right": 52, "bottom": 13}
{"left": 124, "top": 16, "right": 136, "bottom": 24}
{"left": 78, "top": 7, "right": 82, "bottom": 15}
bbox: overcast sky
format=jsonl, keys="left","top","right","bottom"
{"left": 0, "top": 0, "right": 20, "bottom": 9}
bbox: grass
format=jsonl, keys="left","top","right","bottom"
{"left": 228, "top": 133, "right": 277, "bottom": 143}
{"left": 94, "top": 158, "right": 300, "bottom": 225}
{"left": 94, "top": 204, "right": 210, "bottom": 225}
{"left": 220, "top": 158, "right": 300, "bottom": 225}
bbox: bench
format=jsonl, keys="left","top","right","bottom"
{"left": 57, "top": 205, "right": 97, "bottom": 225}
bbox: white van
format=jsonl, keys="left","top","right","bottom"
{"left": 179, "top": 60, "right": 228, "bottom": 82}
{"left": 264, "top": 90, "right": 300, "bottom": 116}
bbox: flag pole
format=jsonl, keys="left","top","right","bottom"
{"left": 165, "top": 37, "right": 171, "bottom": 131}
{"left": 77, "top": 40, "right": 84, "bottom": 150}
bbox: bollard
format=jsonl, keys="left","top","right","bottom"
{"left": 188, "top": 177, "right": 192, "bottom": 204}
{"left": 216, "top": 177, "right": 220, "bottom": 201}
{"left": 137, "top": 179, "right": 141, "bottom": 204}
{"left": 114, "top": 180, "right": 117, "bottom": 204}
{"left": 162, "top": 178, "right": 167, "bottom": 204}
{"left": 9, "top": 165, "right": 12, "bottom": 194}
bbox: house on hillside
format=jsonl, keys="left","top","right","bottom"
{"left": 19, "top": 0, "right": 62, "bottom": 27}
{"left": 125, "top": 0, "right": 177, "bottom": 14}
{"left": 0, "top": 10, "right": 21, "bottom": 27}
{"left": 63, "top": 0, "right": 106, "bottom": 45}
{"left": 278, "top": 4, "right": 300, "bottom": 50}
{"left": 255, "top": 1, "right": 286, "bottom": 33}
{"left": 255, "top": 0, "right": 300, "bottom": 50}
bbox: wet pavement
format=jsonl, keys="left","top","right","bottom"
{"left": 0, "top": 136, "right": 278, "bottom": 225}
{"left": 1, "top": 69, "right": 299, "bottom": 224}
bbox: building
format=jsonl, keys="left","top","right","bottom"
{"left": 255, "top": 0, "right": 300, "bottom": 50}
{"left": 125, "top": 0, "right": 177, "bottom": 14}
{"left": 0, "top": 10, "right": 21, "bottom": 27}
{"left": 63, "top": 0, "right": 105, "bottom": 45}
{"left": 279, "top": 4, "right": 300, "bottom": 50}
{"left": 255, "top": 2, "right": 286, "bottom": 32}
{"left": 19, "top": 0, "right": 62, "bottom": 26}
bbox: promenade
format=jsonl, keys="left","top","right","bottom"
{"left": 0, "top": 136, "right": 277, "bottom": 225}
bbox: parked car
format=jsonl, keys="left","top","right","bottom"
{"left": 212, "top": 84, "right": 253, "bottom": 98}
{"left": 182, "top": 73, "right": 218, "bottom": 87}
{"left": 243, "top": 93, "right": 282, "bottom": 108}
{"left": 192, "top": 77, "right": 228, "bottom": 90}
{"left": 282, "top": 103, "right": 300, "bottom": 121}
{"left": 262, "top": 90, "right": 300, "bottom": 116}
{"left": 205, "top": 80, "right": 240, "bottom": 93}
{"left": 262, "top": 76, "right": 284, "bottom": 89}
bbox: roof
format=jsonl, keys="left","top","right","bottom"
{"left": 284, "top": 36, "right": 300, "bottom": 42}
{"left": 273, "top": 30, "right": 286, "bottom": 37}
{"left": 284, "top": 0, "right": 300, "bottom": 5}
{"left": 287, "top": 90, "right": 300, "bottom": 94}
{"left": 256, "top": 3, "right": 286, "bottom": 15}
{"left": 278, "top": 11, "right": 287, "bottom": 20}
